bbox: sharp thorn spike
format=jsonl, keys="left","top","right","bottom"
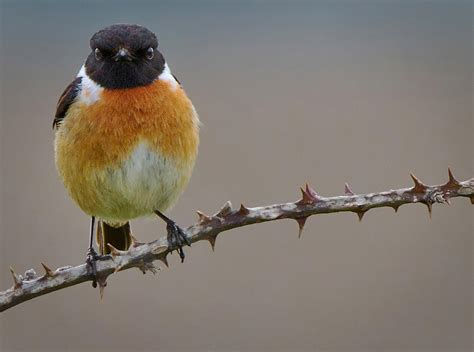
{"left": 300, "top": 187, "right": 310, "bottom": 203}
{"left": 208, "top": 235, "right": 217, "bottom": 251}
{"left": 159, "top": 254, "right": 169, "bottom": 268}
{"left": 410, "top": 173, "right": 419, "bottom": 184}
{"left": 98, "top": 278, "right": 107, "bottom": 300}
{"left": 426, "top": 202, "right": 432, "bottom": 219}
{"left": 297, "top": 184, "right": 321, "bottom": 205}
{"left": 216, "top": 201, "right": 233, "bottom": 218}
{"left": 138, "top": 260, "right": 146, "bottom": 274}
{"left": 444, "top": 167, "right": 461, "bottom": 189}
{"left": 114, "top": 264, "right": 124, "bottom": 273}
{"left": 107, "top": 243, "right": 125, "bottom": 258}
{"left": 344, "top": 183, "right": 355, "bottom": 196}
{"left": 392, "top": 205, "right": 400, "bottom": 213}
{"left": 298, "top": 188, "right": 313, "bottom": 205}
{"left": 447, "top": 168, "right": 458, "bottom": 184}
{"left": 296, "top": 217, "right": 308, "bottom": 238}
{"left": 196, "top": 210, "right": 213, "bottom": 224}
{"left": 41, "top": 262, "right": 55, "bottom": 277}
{"left": 305, "top": 183, "right": 320, "bottom": 199}
{"left": 410, "top": 173, "right": 427, "bottom": 193}
{"left": 357, "top": 211, "right": 365, "bottom": 222}
{"left": 238, "top": 204, "right": 250, "bottom": 216}
{"left": 9, "top": 267, "right": 22, "bottom": 289}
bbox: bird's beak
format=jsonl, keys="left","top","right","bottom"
{"left": 114, "top": 48, "right": 133, "bottom": 62}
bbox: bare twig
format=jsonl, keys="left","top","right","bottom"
{"left": 1, "top": 169, "right": 473, "bottom": 312}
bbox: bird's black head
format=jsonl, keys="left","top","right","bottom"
{"left": 85, "top": 24, "right": 165, "bottom": 89}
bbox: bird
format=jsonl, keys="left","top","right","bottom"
{"left": 53, "top": 24, "right": 199, "bottom": 286}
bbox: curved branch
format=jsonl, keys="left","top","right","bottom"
{"left": 1, "top": 170, "right": 473, "bottom": 312}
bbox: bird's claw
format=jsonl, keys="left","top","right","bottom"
{"left": 86, "top": 247, "right": 99, "bottom": 288}
{"left": 166, "top": 222, "right": 191, "bottom": 262}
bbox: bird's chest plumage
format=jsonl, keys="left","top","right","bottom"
{"left": 55, "top": 79, "right": 199, "bottom": 222}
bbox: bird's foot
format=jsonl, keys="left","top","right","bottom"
{"left": 86, "top": 247, "right": 99, "bottom": 288}
{"left": 166, "top": 221, "right": 191, "bottom": 263}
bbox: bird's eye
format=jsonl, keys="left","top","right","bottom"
{"left": 94, "top": 48, "right": 102, "bottom": 61}
{"left": 146, "top": 47, "right": 154, "bottom": 60}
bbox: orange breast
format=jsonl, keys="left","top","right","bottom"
{"left": 58, "top": 79, "right": 198, "bottom": 169}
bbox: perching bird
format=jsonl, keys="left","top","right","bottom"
{"left": 53, "top": 24, "right": 199, "bottom": 285}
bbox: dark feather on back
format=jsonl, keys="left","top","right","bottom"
{"left": 53, "top": 77, "right": 82, "bottom": 129}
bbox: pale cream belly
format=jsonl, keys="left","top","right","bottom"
{"left": 56, "top": 140, "right": 194, "bottom": 223}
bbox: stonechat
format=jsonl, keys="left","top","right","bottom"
{"left": 53, "top": 24, "right": 199, "bottom": 284}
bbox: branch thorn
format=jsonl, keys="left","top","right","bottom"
{"left": 306, "top": 184, "right": 319, "bottom": 198}
{"left": 444, "top": 167, "right": 461, "bottom": 189}
{"left": 196, "top": 210, "right": 213, "bottom": 224}
{"left": 297, "top": 184, "right": 321, "bottom": 205}
{"left": 295, "top": 217, "right": 308, "bottom": 238}
{"left": 425, "top": 202, "right": 432, "bottom": 219}
{"left": 9, "top": 267, "right": 22, "bottom": 289}
{"left": 208, "top": 235, "right": 218, "bottom": 251}
{"left": 97, "top": 277, "right": 107, "bottom": 300}
{"left": 158, "top": 254, "right": 169, "bottom": 268}
{"left": 344, "top": 183, "right": 355, "bottom": 196}
{"left": 238, "top": 204, "right": 250, "bottom": 216}
{"left": 356, "top": 211, "right": 366, "bottom": 222}
{"left": 410, "top": 173, "right": 428, "bottom": 193}
{"left": 215, "top": 201, "right": 233, "bottom": 218}
{"left": 113, "top": 264, "right": 124, "bottom": 273}
{"left": 41, "top": 263, "right": 55, "bottom": 278}
{"left": 107, "top": 243, "right": 126, "bottom": 258}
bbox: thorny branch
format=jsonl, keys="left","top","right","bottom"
{"left": 1, "top": 169, "right": 473, "bottom": 312}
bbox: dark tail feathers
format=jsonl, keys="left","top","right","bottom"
{"left": 97, "top": 220, "right": 132, "bottom": 255}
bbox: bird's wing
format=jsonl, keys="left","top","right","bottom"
{"left": 53, "top": 76, "right": 82, "bottom": 129}
{"left": 172, "top": 74, "right": 181, "bottom": 86}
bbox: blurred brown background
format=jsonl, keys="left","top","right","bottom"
{"left": 0, "top": 1, "right": 472, "bottom": 351}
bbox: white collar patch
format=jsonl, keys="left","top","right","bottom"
{"left": 77, "top": 65, "right": 103, "bottom": 105}
{"left": 158, "top": 63, "right": 180, "bottom": 91}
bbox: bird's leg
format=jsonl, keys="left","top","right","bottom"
{"left": 86, "top": 216, "right": 99, "bottom": 288}
{"left": 154, "top": 210, "right": 191, "bottom": 262}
